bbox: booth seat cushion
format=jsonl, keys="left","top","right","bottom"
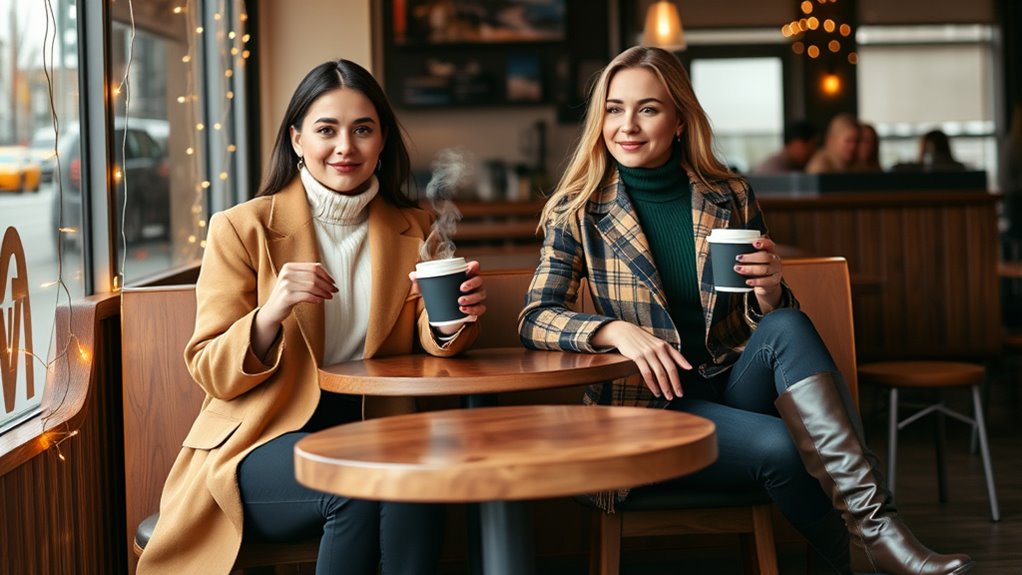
{"left": 135, "top": 512, "right": 159, "bottom": 551}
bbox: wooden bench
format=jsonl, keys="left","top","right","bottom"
{"left": 121, "top": 285, "right": 319, "bottom": 574}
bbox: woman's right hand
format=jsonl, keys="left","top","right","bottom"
{"left": 252, "top": 262, "right": 337, "bottom": 358}
{"left": 591, "top": 321, "right": 691, "bottom": 401}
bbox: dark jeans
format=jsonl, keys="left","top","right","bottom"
{"left": 665, "top": 309, "right": 844, "bottom": 549}
{"left": 238, "top": 431, "right": 446, "bottom": 575}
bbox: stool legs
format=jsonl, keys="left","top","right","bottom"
{"left": 886, "top": 384, "right": 1000, "bottom": 522}
{"left": 970, "top": 385, "right": 1001, "bottom": 522}
{"left": 887, "top": 387, "right": 899, "bottom": 495}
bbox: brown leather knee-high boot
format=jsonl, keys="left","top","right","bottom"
{"left": 775, "top": 373, "right": 973, "bottom": 575}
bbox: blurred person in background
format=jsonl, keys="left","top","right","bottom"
{"left": 806, "top": 113, "right": 860, "bottom": 173}
{"left": 753, "top": 119, "right": 818, "bottom": 175}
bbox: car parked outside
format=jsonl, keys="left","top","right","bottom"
{"left": 0, "top": 146, "right": 42, "bottom": 193}
{"left": 52, "top": 120, "right": 170, "bottom": 244}
{"left": 29, "top": 128, "right": 58, "bottom": 183}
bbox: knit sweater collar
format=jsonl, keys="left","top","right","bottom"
{"left": 301, "top": 167, "right": 379, "bottom": 225}
{"left": 615, "top": 145, "right": 687, "bottom": 201}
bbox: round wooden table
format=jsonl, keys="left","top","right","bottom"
{"left": 295, "top": 404, "right": 717, "bottom": 575}
{"left": 319, "top": 346, "right": 639, "bottom": 403}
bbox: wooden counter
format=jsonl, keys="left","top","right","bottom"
{"left": 759, "top": 190, "right": 1001, "bottom": 361}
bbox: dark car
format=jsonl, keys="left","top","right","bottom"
{"left": 52, "top": 121, "right": 170, "bottom": 245}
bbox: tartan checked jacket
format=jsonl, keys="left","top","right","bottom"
{"left": 518, "top": 170, "right": 798, "bottom": 410}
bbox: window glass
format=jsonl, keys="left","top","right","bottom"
{"left": 857, "top": 26, "right": 996, "bottom": 181}
{"left": 1, "top": 0, "right": 84, "bottom": 433}
{"left": 109, "top": 0, "right": 248, "bottom": 284}
{"left": 690, "top": 57, "right": 784, "bottom": 173}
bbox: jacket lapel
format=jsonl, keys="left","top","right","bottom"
{"left": 364, "top": 197, "right": 421, "bottom": 358}
{"left": 265, "top": 178, "right": 325, "bottom": 363}
{"left": 595, "top": 179, "right": 669, "bottom": 311}
{"left": 690, "top": 175, "right": 734, "bottom": 331}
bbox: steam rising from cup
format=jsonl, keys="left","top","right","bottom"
{"left": 420, "top": 148, "right": 472, "bottom": 261}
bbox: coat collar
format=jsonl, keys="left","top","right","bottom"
{"left": 364, "top": 196, "right": 421, "bottom": 358}
{"left": 263, "top": 177, "right": 421, "bottom": 362}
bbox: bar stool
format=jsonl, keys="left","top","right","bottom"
{"left": 858, "top": 360, "right": 1000, "bottom": 522}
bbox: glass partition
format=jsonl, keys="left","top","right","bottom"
{"left": 0, "top": 0, "right": 84, "bottom": 433}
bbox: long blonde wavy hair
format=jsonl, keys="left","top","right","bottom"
{"left": 540, "top": 46, "right": 732, "bottom": 228}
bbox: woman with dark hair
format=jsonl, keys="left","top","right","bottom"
{"left": 519, "top": 46, "right": 972, "bottom": 575}
{"left": 138, "top": 59, "right": 487, "bottom": 575}
{"left": 919, "top": 129, "right": 966, "bottom": 171}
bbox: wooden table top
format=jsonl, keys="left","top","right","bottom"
{"left": 294, "top": 405, "right": 717, "bottom": 502}
{"left": 319, "top": 347, "right": 639, "bottom": 396}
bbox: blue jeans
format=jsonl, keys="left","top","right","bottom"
{"left": 665, "top": 309, "right": 843, "bottom": 540}
{"left": 238, "top": 431, "right": 445, "bottom": 575}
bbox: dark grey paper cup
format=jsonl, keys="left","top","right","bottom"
{"left": 416, "top": 257, "right": 470, "bottom": 327}
{"left": 707, "top": 229, "right": 762, "bottom": 293}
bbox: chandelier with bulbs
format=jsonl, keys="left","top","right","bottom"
{"left": 781, "top": 0, "right": 857, "bottom": 65}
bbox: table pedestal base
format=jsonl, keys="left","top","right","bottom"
{"left": 480, "top": 501, "right": 535, "bottom": 575}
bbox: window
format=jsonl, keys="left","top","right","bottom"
{"left": 1, "top": 0, "right": 84, "bottom": 433}
{"left": 108, "top": 0, "right": 249, "bottom": 285}
{"left": 857, "top": 25, "right": 997, "bottom": 182}
{"left": 691, "top": 57, "right": 785, "bottom": 173}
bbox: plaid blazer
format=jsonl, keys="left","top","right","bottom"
{"left": 518, "top": 170, "right": 798, "bottom": 410}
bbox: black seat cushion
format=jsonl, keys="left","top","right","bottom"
{"left": 135, "top": 512, "right": 159, "bottom": 550}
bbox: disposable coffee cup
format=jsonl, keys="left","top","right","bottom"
{"left": 707, "top": 229, "right": 762, "bottom": 293}
{"left": 415, "top": 257, "right": 470, "bottom": 327}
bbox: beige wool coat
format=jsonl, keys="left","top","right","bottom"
{"left": 137, "top": 178, "right": 478, "bottom": 574}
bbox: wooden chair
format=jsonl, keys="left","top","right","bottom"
{"left": 121, "top": 286, "right": 319, "bottom": 574}
{"left": 477, "top": 258, "right": 859, "bottom": 575}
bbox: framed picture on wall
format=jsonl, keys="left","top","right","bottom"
{"left": 392, "top": 0, "right": 566, "bottom": 45}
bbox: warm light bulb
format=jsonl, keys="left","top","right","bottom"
{"left": 242, "top": 34, "right": 251, "bottom": 43}
{"left": 641, "top": 1, "right": 685, "bottom": 51}
{"left": 213, "top": 123, "right": 222, "bottom": 130}
{"left": 229, "top": 31, "right": 237, "bottom": 39}
{"left": 188, "top": 234, "right": 197, "bottom": 243}
{"left": 225, "top": 69, "right": 234, "bottom": 78}
{"left": 196, "top": 26, "right": 204, "bottom": 34}
{"left": 227, "top": 144, "right": 237, "bottom": 152}
{"left": 196, "top": 123, "right": 205, "bottom": 131}
{"left": 177, "top": 96, "right": 186, "bottom": 103}
{"left": 226, "top": 90, "right": 234, "bottom": 99}
{"left": 821, "top": 73, "right": 841, "bottom": 96}
{"left": 201, "top": 180, "right": 211, "bottom": 188}
{"left": 111, "top": 84, "right": 121, "bottom": 96}
{"left": 173, "top": 6, "right": 183, "bottom": 14}
{"left": 182, "top": 55, "right": 191, "bottom": 63}
{"left": 185, "top": 147, "right": 194, "bottom": 155}
{"left": 219, "top": 172, "right": 228, "bottom": 180}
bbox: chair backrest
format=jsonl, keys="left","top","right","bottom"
{"left": 121, "top": 285, "right": 204, "bottom": 566}
{"left": 783, "top": 257, "right": 858, "bottom": 404}
{"left": 477, "top": 257, "right": 858, "bottom": 404}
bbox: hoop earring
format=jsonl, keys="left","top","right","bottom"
{"left": 297, "top": 157, "right": 305, "bottom": 171}
{"left": 376, "top": 158, "right": 382, "bottom": 174}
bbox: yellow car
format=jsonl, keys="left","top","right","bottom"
{"left": 0, "top": 146, "right": 42, "bottom": 193}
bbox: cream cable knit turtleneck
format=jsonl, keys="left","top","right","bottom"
{"left": 300, "top": 167, "right": 378, "bottom": 366}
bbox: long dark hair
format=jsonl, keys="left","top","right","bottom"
{"left": 258, "top": 59, "right": 415, "bottom": 207}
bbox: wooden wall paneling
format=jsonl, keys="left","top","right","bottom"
{"left": 121, "top": 286, "right": 204, "bottom": 574}
{"left": 0, "top": 296, "right": 126, "bottom": 575}
{"left": 760, "top": 191, "right": 1000, "bottom": 362}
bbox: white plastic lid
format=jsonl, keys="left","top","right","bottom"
{"left": 415, "top": 257, "right": 468, "bottom": 278}
{"left": 707, "top": 229, "right": 762, "bottom": 244}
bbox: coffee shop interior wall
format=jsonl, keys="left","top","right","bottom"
{"left": 255, "top": 0, "right": 998, "bottom": 201}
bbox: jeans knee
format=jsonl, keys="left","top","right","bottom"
{"left": 323, "top": 495, "right": 377, "bottom": 524}
{"left": 758, "top": 308, "right": 813, "bottom": 335}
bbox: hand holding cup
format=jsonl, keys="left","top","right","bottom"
{"left": 409, "top": 258, "right": 487, "bottom": 336}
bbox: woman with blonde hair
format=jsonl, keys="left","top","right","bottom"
{"left": 519, "top": 46, "right": 971, "bottom": 575}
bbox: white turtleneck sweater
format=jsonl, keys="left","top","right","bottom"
{"left": 301, "top": 168, "right": 377, "bottom": 367}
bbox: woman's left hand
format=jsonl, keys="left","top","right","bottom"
{"left": 409, "top": 260, "right": 487, "bottom": 335}
{"left": 734, "top": 237, "right": 783, "bottom": 311}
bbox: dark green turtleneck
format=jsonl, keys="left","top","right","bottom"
{"left": 616, "top": 147, "right": 708, "bottom": 366}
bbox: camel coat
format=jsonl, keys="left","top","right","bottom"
{"left": 137, "top": 178, "right": 478, "bottom": 575}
